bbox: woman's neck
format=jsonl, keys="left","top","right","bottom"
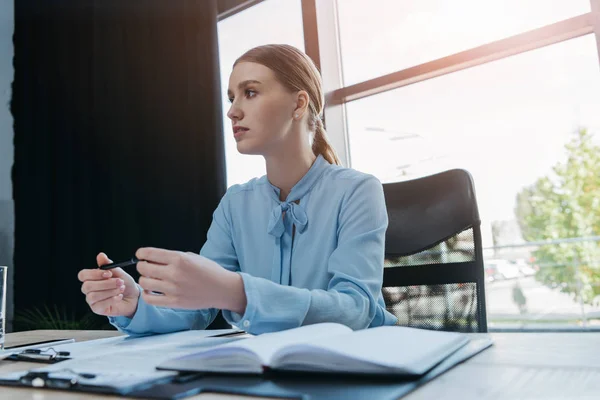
{"left": 265, "top": 149, "right": 317, "bottom": 201}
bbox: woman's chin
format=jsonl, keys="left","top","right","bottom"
{"left": 236, "top": 141, "right": 261, "bottom": 155}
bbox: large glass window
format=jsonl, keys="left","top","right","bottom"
{"left": 337, "top": 0, "right": 591, "bottom": 86}
{"left": 217, "top": 0, "right": 304, "bottom": 187}
{"left": 346, "top": 34, "right": 600, "bottom": 329}
{"left": 217, "top": 0, "right": 600, "bottom": 331}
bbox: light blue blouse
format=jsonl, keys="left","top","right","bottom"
{"left": 110, "top": 155, "right": 398, "bottom": 335}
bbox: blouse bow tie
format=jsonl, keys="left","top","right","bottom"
{"left": 267, "top": 201, "right": 308, "bottom": 237}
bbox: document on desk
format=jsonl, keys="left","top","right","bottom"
{"left": 0, "top": 329, "right": 251, "bottom": 392}
{"left": 53, "top": 328, "right": 249, "bottom": 361}
{"left": 50, "top": 329, "right": 249, "bottom": 371}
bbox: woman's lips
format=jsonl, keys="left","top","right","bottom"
{"left": 234, "top": 128, "right": 249, "bottom": 139}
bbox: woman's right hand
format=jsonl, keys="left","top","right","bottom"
{"left": 78, "top": 252, "right": 140, "bottom": 318}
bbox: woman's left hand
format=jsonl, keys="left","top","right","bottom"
{"left": 135, "top": 247, "right": 247, "bottom": 313}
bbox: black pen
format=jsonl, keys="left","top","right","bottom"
{"left": 209, "top": 330, "right": 247, "bottom": 338}
{"left": 99, "top": 257, "right": 140, "bottom": 270}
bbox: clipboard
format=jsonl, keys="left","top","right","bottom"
{"left": 3, "top": 347, "right": 72, "bottom": 363}
{"left": 0, "top": 368, "right": 179, "bottom": 396}
{"left": 2, "top": 338, "right": 75, "bottom": 352}
{"left": 1, "top": 338, "right": 76, "bottom": 363}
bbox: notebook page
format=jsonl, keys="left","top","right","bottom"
{"left": 273, "top": 326, "right": 469, "bottom": 375}
{"left": 193, "top": 323, "right": 351, "bottom": 366}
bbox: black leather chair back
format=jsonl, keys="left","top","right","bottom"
{"left": 383, "top": 169, "right": 487, "bottom": 332}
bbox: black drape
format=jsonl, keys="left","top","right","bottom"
{"left": 12, "top": 0, "right": 225, "bottom": 326}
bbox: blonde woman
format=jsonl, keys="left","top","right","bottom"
{"left": 78, "top": 44, "right": 397, "bottom": 335}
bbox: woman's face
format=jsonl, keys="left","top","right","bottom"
{"left": 227, "top": 62, "right": 298, "bottom": 156}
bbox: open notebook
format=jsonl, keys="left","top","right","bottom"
{"left": 158, "top": 323, "right": 470, "bottom": 376}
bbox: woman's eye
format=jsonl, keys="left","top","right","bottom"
{"left": 245, "top": 89, "right": 257, "bottom": 98}
{"left": 228, "top": 97, "right": 234, "bottom": 103}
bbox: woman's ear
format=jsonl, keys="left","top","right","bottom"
{"left": 293, "top": 90, "right": 310, "bottom": 119}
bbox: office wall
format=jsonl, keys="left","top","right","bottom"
{"left": 0, "top": 0, "right": 14, "bottom": 331}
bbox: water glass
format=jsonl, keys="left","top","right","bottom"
{"left": 0, "top": 266, "right": 7, "bottom": 350}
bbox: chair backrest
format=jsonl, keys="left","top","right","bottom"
{"left": 382, "top": 169, "right": 487, "bottom": 332}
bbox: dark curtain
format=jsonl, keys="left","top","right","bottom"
{"left": 12, "top": 0, "right": 226, "bottom": 328}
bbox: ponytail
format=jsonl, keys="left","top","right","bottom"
{"left": 312, "top": 118, "right": 342, "bottom": 166}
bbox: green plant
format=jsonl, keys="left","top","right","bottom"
{"left": 516, "top": 128, "right": 600, "bottom": 304}
{"left": 13, "top": 304, "right": 114, "bottom": 331}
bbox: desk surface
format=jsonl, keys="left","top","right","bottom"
{"left": 1, "top": 329, "right": 599, "bottom": 400}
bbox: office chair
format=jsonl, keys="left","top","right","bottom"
{"left": 382, "top": 169, "right": 487, "bottom": 332}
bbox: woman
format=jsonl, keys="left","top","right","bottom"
{"left": 78, "top": 44, "right": 398, "bottom": 335}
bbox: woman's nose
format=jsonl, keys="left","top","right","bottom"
{"left": 227, "top": 103, "right": 242, "bottom": 121}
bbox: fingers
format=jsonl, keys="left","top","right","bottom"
{"left": 137, "top": 260, "right": 171, "bottom": 281}
{"left": 139, "top": 275, "right": 172, "bottom": 294}
{"left": 104, "top": 266, "right": 131, "bottom": 280}
{"left": 95, "top": 253, "right": 132, "bottom": 280}
{"left": 141, "top": 290, "right": 172, "bottom": 307}
{"left": 81, "top": 277, "right": 124, "bottom": 295}
{"left": 96, "top": 252, "right": 113, "bottom": 267}
{"left": 90, "top": 293, "right": 124, "bottom": 316}
{"left": 136, "top": 247, "right": 179, "bottom": 265}
{"left": 86, "top": 285, "right": 125, "bottom": 307}
{"left": 78, "top": 252, "right": 116, "bottom": 282}
{"left": 78, "top": 268, "right": 113, "bottom": 282}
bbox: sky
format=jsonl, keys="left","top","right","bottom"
{"left": 217, "top": 0, "right": 600, "bottom": 247}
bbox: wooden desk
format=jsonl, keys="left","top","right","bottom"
{"left": 1, "top": 330, "right": 598, "bottom": 399}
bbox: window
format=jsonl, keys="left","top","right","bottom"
{"left": 345, "top": 34, "right": 600, "bottom": 330}
{"left": 347, "top": 34, "right": 600, "bottom": 191}
{"left": 217, "top": 0, "right": 304, "bottom": 187}
{"left": 337, "top": 0, "right": 591, "bottom": 86}
{"left": 218, "top": 0, "right": 600, "bottom": 331}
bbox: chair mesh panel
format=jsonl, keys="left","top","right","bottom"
{"left": 385, "top": 228, "right": 475, "bottom": 267}
{"left": 383, "top": 283, "right": 479, "bottom": 332}
{"left": 383, "top": 228, "right": 481, "bottom": 332}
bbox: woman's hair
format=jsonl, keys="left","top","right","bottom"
{"left": 234, "top": 44, "right": 342, "bottom": 165}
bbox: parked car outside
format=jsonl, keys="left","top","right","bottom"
{"left": 485, "top": 259, "right": 521, "bottom": 281}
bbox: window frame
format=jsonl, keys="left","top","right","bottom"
{"left": 304, "top": 1, "right": 600, "bottom": 138}
{"left": 219, "top": 0, "right": 600, "bottom": 168}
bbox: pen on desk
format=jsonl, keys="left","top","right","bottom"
{"left": 210, "top": 330, "right": 247, "bottom": 338}
{"left": 99, "top": 257, "right": 140, "bottom": 270}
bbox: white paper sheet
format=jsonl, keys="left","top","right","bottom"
{"left": 0, "top": 329, "right": 251, "bottom": 390}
